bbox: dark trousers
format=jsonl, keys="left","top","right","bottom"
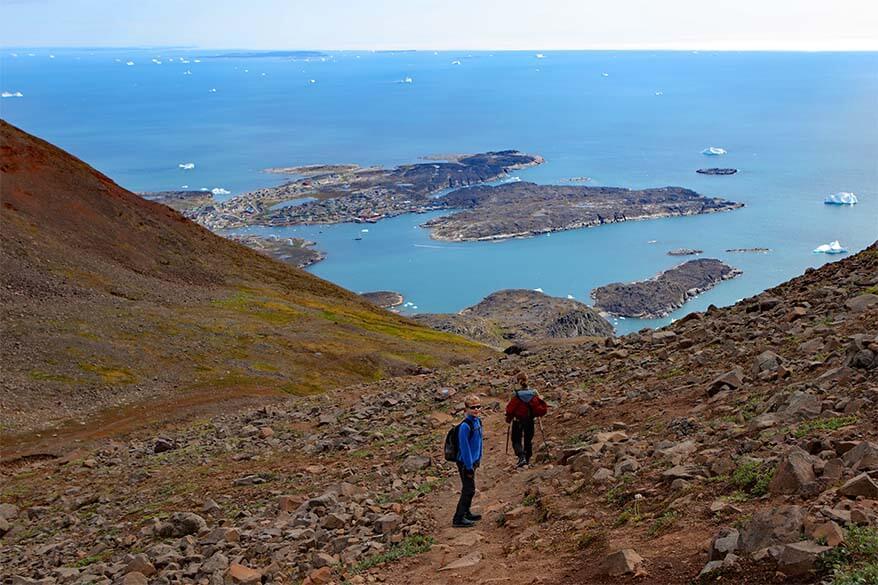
{"left": 453, "top": 463, "right": 476, "bottom": 522}
{"left": 511, "top": 417, "right": 535, "bottom": 461}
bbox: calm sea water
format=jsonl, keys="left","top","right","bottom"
{"left": 2, "top": 49, "right": 876, "bottom": 332}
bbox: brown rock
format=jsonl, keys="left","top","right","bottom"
{"left": 740, "top": 506, "right": 804, "bottom": 553}
{"left": 125, "top": 554, "right": 156, "bottom": 577}
{"left": 839, "top": 473, "right": 878, "bottom": 498}
{"left": 845, "top": 293, "right": 878, "bottom": 312}
{"left": 303, "top": 566, "right": 333, "bottom": 585}
{"left": 842, "top": 441, "right": 878, "bottom": 471}
{"left": 708, "top": 367, "right": 744, "bottom": 396}
{"left": 228, "top": 563, "right": 262, "bottom": 585}
{"left": 777, "top": 541, "right": 831, "bottom": 576}
{"left": 600, "top": 549, "right": 644, "bottom": 576}
{"left": 812, "top": 521, "right": 844, "bottom": 547}
{"left": 122, "top": 573, "right": 149, "bottom": 585}
{"left": 769, "top": 448, "right": 816, "bottom": 495}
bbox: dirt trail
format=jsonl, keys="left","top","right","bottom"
{"left": 379, "top": 400, "right": 576, "bottom": 584}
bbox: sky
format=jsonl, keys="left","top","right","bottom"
{"left": 1, "top": 0, "right": 877, "bottom": 51}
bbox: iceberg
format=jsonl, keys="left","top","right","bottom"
{"left": 824, "top": 192, "right": 858, "bottom": 205}
{"left": 535, "top": 53, "right": 545, "bottom": 59}
{"left": 702, "top": 147, "right": 727, "bottom": 156}
{"left": 813, "top": 240, "right": 848, "bottom": 255}
{"left": 183, "top": 70, "right": 192, "bottom": 75}
{"left": 402, "top": 76, "right": 413, "bottom": 84}
{"left": 309, "top": 79, "right": 317, "bottom": 84}
{"left": 178, "top": 162, "right": 195, "bottom": 170}
{"left": 126, "top": 61, "right": 135, "bottom": 66}
{"left": 209, "top": 88, "right": 217, "bottom": 93}
{"left": 1, "top": 91, "right": 24, "bottom": 98}
{"left": 451, "top": 59, "right": 461, "bottom": 65}
{"left": 210, "top": 187, "right": 231, "bottom": 196}
{"left": 534, "top": 287, "right": 544, "bottom": 293}
{"left": 601, "top": 72, "right": 609, "bottom": 77}
{"left": 654, "top": 90, "right": 664, "bottom": 96}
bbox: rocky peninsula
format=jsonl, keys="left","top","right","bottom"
{"left": 186, "top": 151, "right": 544, "bottom": 230}
{"left": 591, "top": 258, "right": 742, "bottom": 318}
{"left": 227, "top": 234, "right": 325, "bottom": 268}
{"left": 415, "top": 289, "right": 613, "bottom": 348}
{"left": 360, "top": 291, "right": 405, "bottom": 308}
{"left": 423, "top": 182, "right": 743, "bottom": 242}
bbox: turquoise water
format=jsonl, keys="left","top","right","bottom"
{"left": 2, "top": 49, "right": 876, "bottom": 333}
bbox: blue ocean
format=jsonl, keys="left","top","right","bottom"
{"left": 2, "top": 48, "right": 876, "bottom": 332}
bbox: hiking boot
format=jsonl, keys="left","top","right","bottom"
{"left": 465, "top": 512, "right": 482, "bottom": 521}
{"left": 452, "top": 517, "right": 476, "bottom": 528}
{"left": 516, "top": 456, "right": 528, "bottom": 468}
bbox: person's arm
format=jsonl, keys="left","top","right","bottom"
{"left": 458, "top": 422, "right": 474, "bottom": 471}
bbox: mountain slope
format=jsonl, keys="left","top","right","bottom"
{"left": 0, "top": 120, "right": 493, "bottom": 442}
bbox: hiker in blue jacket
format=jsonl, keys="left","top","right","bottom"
{"left": 453, "top": 394, "right": 483, "bottom": 528}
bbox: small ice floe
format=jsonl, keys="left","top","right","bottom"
{"left": 1, "top": 91, "right": 24, "bottom": 98}
{"left": 181, "top": 185, "right": 189, "bottom": 188}
{"left": 178, "top": 162, "right": 195, "bottom": 170}
{"left": 654, "top": 90, "right": 664, "bottom": 96}
{"left": 411, "top": 305, "right": 418, "bottom": 310}
{"left": 567, "top": 294, "right": 574, "bottom": 299}
{"left": 309, "top": 79, "right": 317, "bottom": 84}
{"left": 535, "top": 53, "right": 545, "bottom": 59}
{"left": 10, "top": 53, "right": 18, "bottom": 57}
{"left": 451, "top": 59, "right": 462, "bottom": 65}
{"left": 211, "top": 187, "right": 231, "bottom": 196}
{"left": 401, "top": 76, "right": 413, "bottom": 84}
{"left": 361, "top": 229, "right": 369, "bottom": 233}
{"left": 534, "top": 287, "right": 544, "bottom": 293}
{"left": 824, "top": 192, "right": 858, "bottom": 205}
{"left": 209, "top": 88, "right": 217, "bottom": 93}
{"left": 152, "top": 58, "right": 162, "bottom": 64}
{"left": 181, "top": 59, "right": 190, "bottom": 64}
{"left": 200, "top": 187, "right": 209, "bottom": 191}
{"left": 126, "top": 61, "right": 135, "bottom": 66}
{"left": 194, "top": 59, "right": 201, "bottom": 63}
{"left": 813, "top": 240, "right": 848, "bottom": 255}
{"left": 601, "top": 72, "right": 609, "bottom": 77}
{"left": 647, "top": 240, "right": 658, "bottom": 244}
{"left": 183, "top": 70, "right": 192, "bottom": 75}
{"left": 702, "top": 147, "right": 727, "bottom": 156}
{"left": 49, "top": 54, "right": 55, "bottom": 59}
{"left": 261, "top": 72, "right": 266, "bottom": 76}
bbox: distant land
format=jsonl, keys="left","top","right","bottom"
{"left": 591, "top": 258, "right": 743, "bottom": 318}
{"left": 423, "top": 183, "right": 743, "bottom": 241}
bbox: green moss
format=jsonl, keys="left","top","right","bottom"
{"left": 819, "top": 526, "right": 878, "bottom": 584}
{"left": 730, "top": 459, "right": 774, "bottom": 497}
{"left": 352, "top": 535, "right": 434, "bottom": 573}
{"left": 78, "top": 362, "right": 136, "bottom": 384}
{"left": 793, "top": 415, "right": 859, "bottom": 438}
{"left": 29, "top": 370, "right": 77, "bottom": 383}
{"left": 647, "top": 510, "right": 679, "bottom": 537}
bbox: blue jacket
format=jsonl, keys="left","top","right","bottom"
{"left": 457, "top": 414, "right": 483, "bottom": 471}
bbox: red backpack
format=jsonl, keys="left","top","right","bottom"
{"left": 507, "top": 390, "right": 548, "bottom": 419}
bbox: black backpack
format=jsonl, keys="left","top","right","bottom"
{"left": 443, "top": 418, "right": 474, "bottom": 462}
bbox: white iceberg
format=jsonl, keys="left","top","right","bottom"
{"left": 178, "top": 162, "right": 195, "bottom": 170}
{"left": 535, "top": 53, "right": 545, "bottom": 59}
{"left": 566, "top": 294, "right": 574, "bottom": 299}
{"left": 361, "top": 229, "right": 369, "bottom": 233}
{"left": 49, "top": 54, "right": 55, "bottom": 59}
{"left": 813, "top": 240, "right": 848, "bottom": 254}
{"left": 151, "top": 58, "right": 162, "bottom": 65}
{"left": 183, "top": 70, "right": 192, "bottom": 75}
{"left": 194, "top": 59, "right": 201, "bottom": 63}
{"left": 601, "top": 72, "right": 609, "bottom": 77}
{"left": 654, "top": 90, "right": 664, "bottom": 96}
{"left": 309, "top": 79, "right": 317, "bottom": 84}
{"left": 824, "top": 192, "right": 858, "bottom": 205}
{"left": 211, "top": 187, "right": 231, "bottom": 196}
{"left": 209, "top": 88, "right": 217, "bottom": 93}
{"left": 1, "top": 91, "right": 24, "bottom": 98}
{"left": 401, "top": 76, "right": 413, "bottom": 84}
{"left": 126, "top": 61, "right": 135, "bottom": 66}
{"left": 451, "top": 59, "right": 461, "bottom": 65}
{"left": 702, "top": 146, "right": 727, "bottom": 156}
{"left": 534, "top": 287, "right": 544, "bottom": 293}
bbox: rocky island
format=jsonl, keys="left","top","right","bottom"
{"left": 227, "top": 234, "right": 325, "bottom": 268}
{"left": 415, "top": 289, "right": 613, "bottom": 348}
{"left": 591, "top": 258, "right": 742, "bottom": 318}
{"left": 422, "top": 182, "right": 743, "bottom": 241}
{"left": 668, "top": 248, "right": 703, "bottom": 256}
{"left": 696, "top": 168, "right": 738, "bottom": 175}
{"left": 186, "top": 151, "right": 544, "bottom": 230}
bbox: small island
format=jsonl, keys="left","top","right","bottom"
{"left": 187, "top": 150, "right": 544, "bottom": 230}
{"left": 414, "top": 289, "right": 613, "bottom": 348}
{"left": 228, "top": 234, "right": 325, "bottom": 268}
{"left": 726, "top": 247, "right": 770, "bottom": 253}
{"left": 423, "top": 182, "right": 743, "bottom": 241}
{"left": 697, "top": 168, "right": 738, "bottom": 175}
{"left": 591, "top": 258, "right": 742, "bottom": 319}
{"left": 668, "top": 248, "right": 703, "bottom": 256}
{"left": 360, "top": 291, "right": 404, "bottom": 308}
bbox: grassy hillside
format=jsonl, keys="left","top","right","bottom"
{"left": 0, "top": 120, "right": 493, "bottom": 441}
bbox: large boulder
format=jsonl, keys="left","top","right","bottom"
{"left": 740, "top": 506, "right": 804, "bottom": 553}
{"left": 777, "top": 541, "right": 831, "bottom": 576}
{"left": 708, "top": 528, "right": 740, "bottom": 561}
{"left": 155, "top": 512, "right": 208, "bottom": 538}
{"left": 751, "top": 351, "right": 783, "bottom": 376}
{"left": 769, "top": 448, "right": 816, "bottom": 495}
{"left": 707, "top": 367, "right": 745, "bottom": 397}
{"left": 839, "top": 473, "right": 878, "bottom": 498}
{"left": 842, "top": 441, "right": 878, "bottom": 471}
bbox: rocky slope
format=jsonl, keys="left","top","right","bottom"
{"left": 415, "top": 289, "right": 613, "bottom": 348}
{"left": 0, "top": 120, "right": 493, "bottom": 442}
{"left": 2, "top": 242, "right": 876, "bottom": 585}
{"left": 591, "top": 258, "right": 742, "bottom": 318}
{"left": 423, "top": 182, "right": 743, "bottom": 241}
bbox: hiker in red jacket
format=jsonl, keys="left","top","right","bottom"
{"left": 505, "top": 372, "right": 548, "bottom": 467}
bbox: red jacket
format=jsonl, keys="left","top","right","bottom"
{"left": 505, "top": 389, "right": 548, "bottom": 422}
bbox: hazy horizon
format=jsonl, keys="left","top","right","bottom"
{"left": 2, "top": 0, "right": 876, "bottom": 52}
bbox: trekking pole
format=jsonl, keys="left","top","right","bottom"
{"left": 505, "top": 422, "right": 511, "bottom": 456}
{"left": 537, "top": 417, "right": 551, "bottom": 459}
